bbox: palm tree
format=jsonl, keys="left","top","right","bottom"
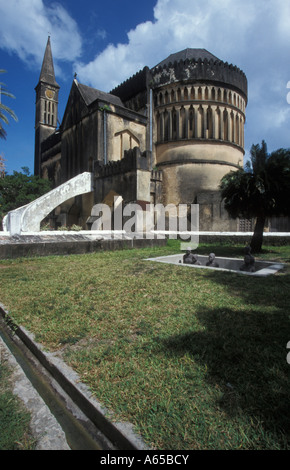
{"left": 220, "top": 140, "right": 290, "bottom": 252}
{"left": 0, "top": 155, "right": 5, "bottom": 177}
{"left": 0, "top": 70, "right": 18, "bottom": 139}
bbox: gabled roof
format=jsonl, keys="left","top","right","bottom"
{"left": 76, "top": 82, "right": 124, "bottom": 108}
{"left": 60, "top": 79, "right": 129, "bottom": 132}
{"left": 38, "top": 36, "right": 59, "bottom": 88}
{"left": 153, "top": 48, "right": 220, "bottom": 68}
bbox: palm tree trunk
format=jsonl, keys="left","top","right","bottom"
{"left": 250, "top": 215, "right": 266, "bottom": 253}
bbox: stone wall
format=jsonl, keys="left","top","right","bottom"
{"left": 94, "top": 147, "right": 151, "bottom": 206}
{"left": 0, "top": 236, "right": 167, "bottom": 260}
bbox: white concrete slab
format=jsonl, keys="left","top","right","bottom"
{"left": 145, "top": 254, "right": 284, "bottom": 277}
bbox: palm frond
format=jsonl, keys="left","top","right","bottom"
{"left": 0, "top": 103, "right": 18, "bottom": 122}
{"left": 0, "top": 71, "right": 18, "bottom": 138}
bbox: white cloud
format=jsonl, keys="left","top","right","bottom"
{"left": 0, "top": 0, "right": 82, "bottom": 69}
{"left": 72, "top": 0, "right": 290, "bottom": 92}
{"left": 1, "top": 0, "right": 289, "bottom": 152}
{"left": 72, "top": 0, "right": 290, "bottom": 153}
{"left": 73, "top": 0, "right": 262, "bottom": 91}
{"left": 96, "top": 29, "right": 107, "bottom": 41}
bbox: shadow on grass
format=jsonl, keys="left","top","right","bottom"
{"left": 161, "top": 303, "right": 290, "bottom": 448}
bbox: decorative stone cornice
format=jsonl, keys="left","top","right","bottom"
{"left": 151, "top": 57, "right": 247, "bottom": 101}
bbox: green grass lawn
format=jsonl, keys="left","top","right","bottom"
{"left": 0, "top": 355, "right": 35, "bottom": 450}
{"left": 0, "top": 241, "right": 289, "bottom": 450}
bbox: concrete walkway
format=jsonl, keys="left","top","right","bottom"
{"left": 0, "top": 335, "right": 70, "bottom": 450}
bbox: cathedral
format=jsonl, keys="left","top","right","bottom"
{"left": 34, "top": 37, "right": 248, "bottom": 231}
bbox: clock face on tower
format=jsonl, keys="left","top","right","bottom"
{"left": 45, "top": 89, "right": 54, "bottom": 99}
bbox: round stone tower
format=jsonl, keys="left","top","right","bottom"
{"left": 151, "top": 48, "right": 248, "bottom": 231}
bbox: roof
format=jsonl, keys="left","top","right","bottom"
{"left": 38, "top": 37, "right": 59, "bottom": 88}
{"left": 153, "top": 48, "right": 220, "bottom": 68}
{"left": 77, "top": 82, "right": 124, "bottom": 107}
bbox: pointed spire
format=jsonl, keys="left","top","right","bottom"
{"left": 39, "top": 36, "right": 59, "bottom": 88}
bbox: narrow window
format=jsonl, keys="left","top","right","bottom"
{"left": 44, "top": 100, "right": 47, "bottom": 124}
{"left": 172, "top": 109, "right": 177, "bottom": 139}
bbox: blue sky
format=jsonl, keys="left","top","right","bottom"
{"left": 0, "top": 0, "right": 290, "bottom": 174}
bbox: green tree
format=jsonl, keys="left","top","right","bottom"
{"left": 0, "top": 154, "right": 5, "bottom": 177}
{"left": 220, "top": 140, "right": 290, "bottom": 252}
{"left": 0, "top": 69, "right": 18, "bottom": 139}
{"left": 0, "top": 167, "right": 52, "bottom": 227}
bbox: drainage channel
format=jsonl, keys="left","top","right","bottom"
{"left": 0, "top": 317, "right": 116, "bottom": 450}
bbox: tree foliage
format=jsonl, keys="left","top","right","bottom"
{"left": 220, "top": 141, "right": 290, "bottom": 252}
{"left": 0, "top": 155, "right": 5, "bottom": 177}
{"left": 0, "top": 167, "right": 52, "bottom": 225}
{"left": 0, "top": 70, "right": 18, "bottom": 139}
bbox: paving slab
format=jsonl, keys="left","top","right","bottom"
{"left": 0, "top": 335, "right": 70, "bottom": 450}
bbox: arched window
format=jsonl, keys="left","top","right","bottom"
{"left": 223, "top": 109, "right": 228, "bottom": 141}
{"left": 157, "top": 111, "right": 163, "bottom": 141}
{"left": 216, "top": 107, "right": 221, "bottom": 140}
{"left": 47, "top": 101, "right": 51, "bottom": 125}
{"left": 207, "top": 107, "right": 213, "bottom": 138}
{"left": 189, "top": 106, "right": 194, "bottom": 138}
{"left": 44, "top": 100, "right": 47, "bottom": 124}
{"left": 181, "top": 106, "right": 186, "bottom": 139}
{"left": 198, "top": 105, "right": 203, "bottom": 138}
{"left": 231, "top": 111, "right": 234, "bottom": 142}
{"left": 52, "top": 103, "right": 55, "bottom": 126}
{"left": 164, "top": 109, "right": 169, "bottom": 141}
{"left": 172, "top": 108, "right": 177, "bottom": 139}
{"left": 235, "top": 114, "right": 240, "bottom": 144}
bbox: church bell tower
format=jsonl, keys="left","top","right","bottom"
{"left": 34, "top": 36, "right": 59, "bottom": 176}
